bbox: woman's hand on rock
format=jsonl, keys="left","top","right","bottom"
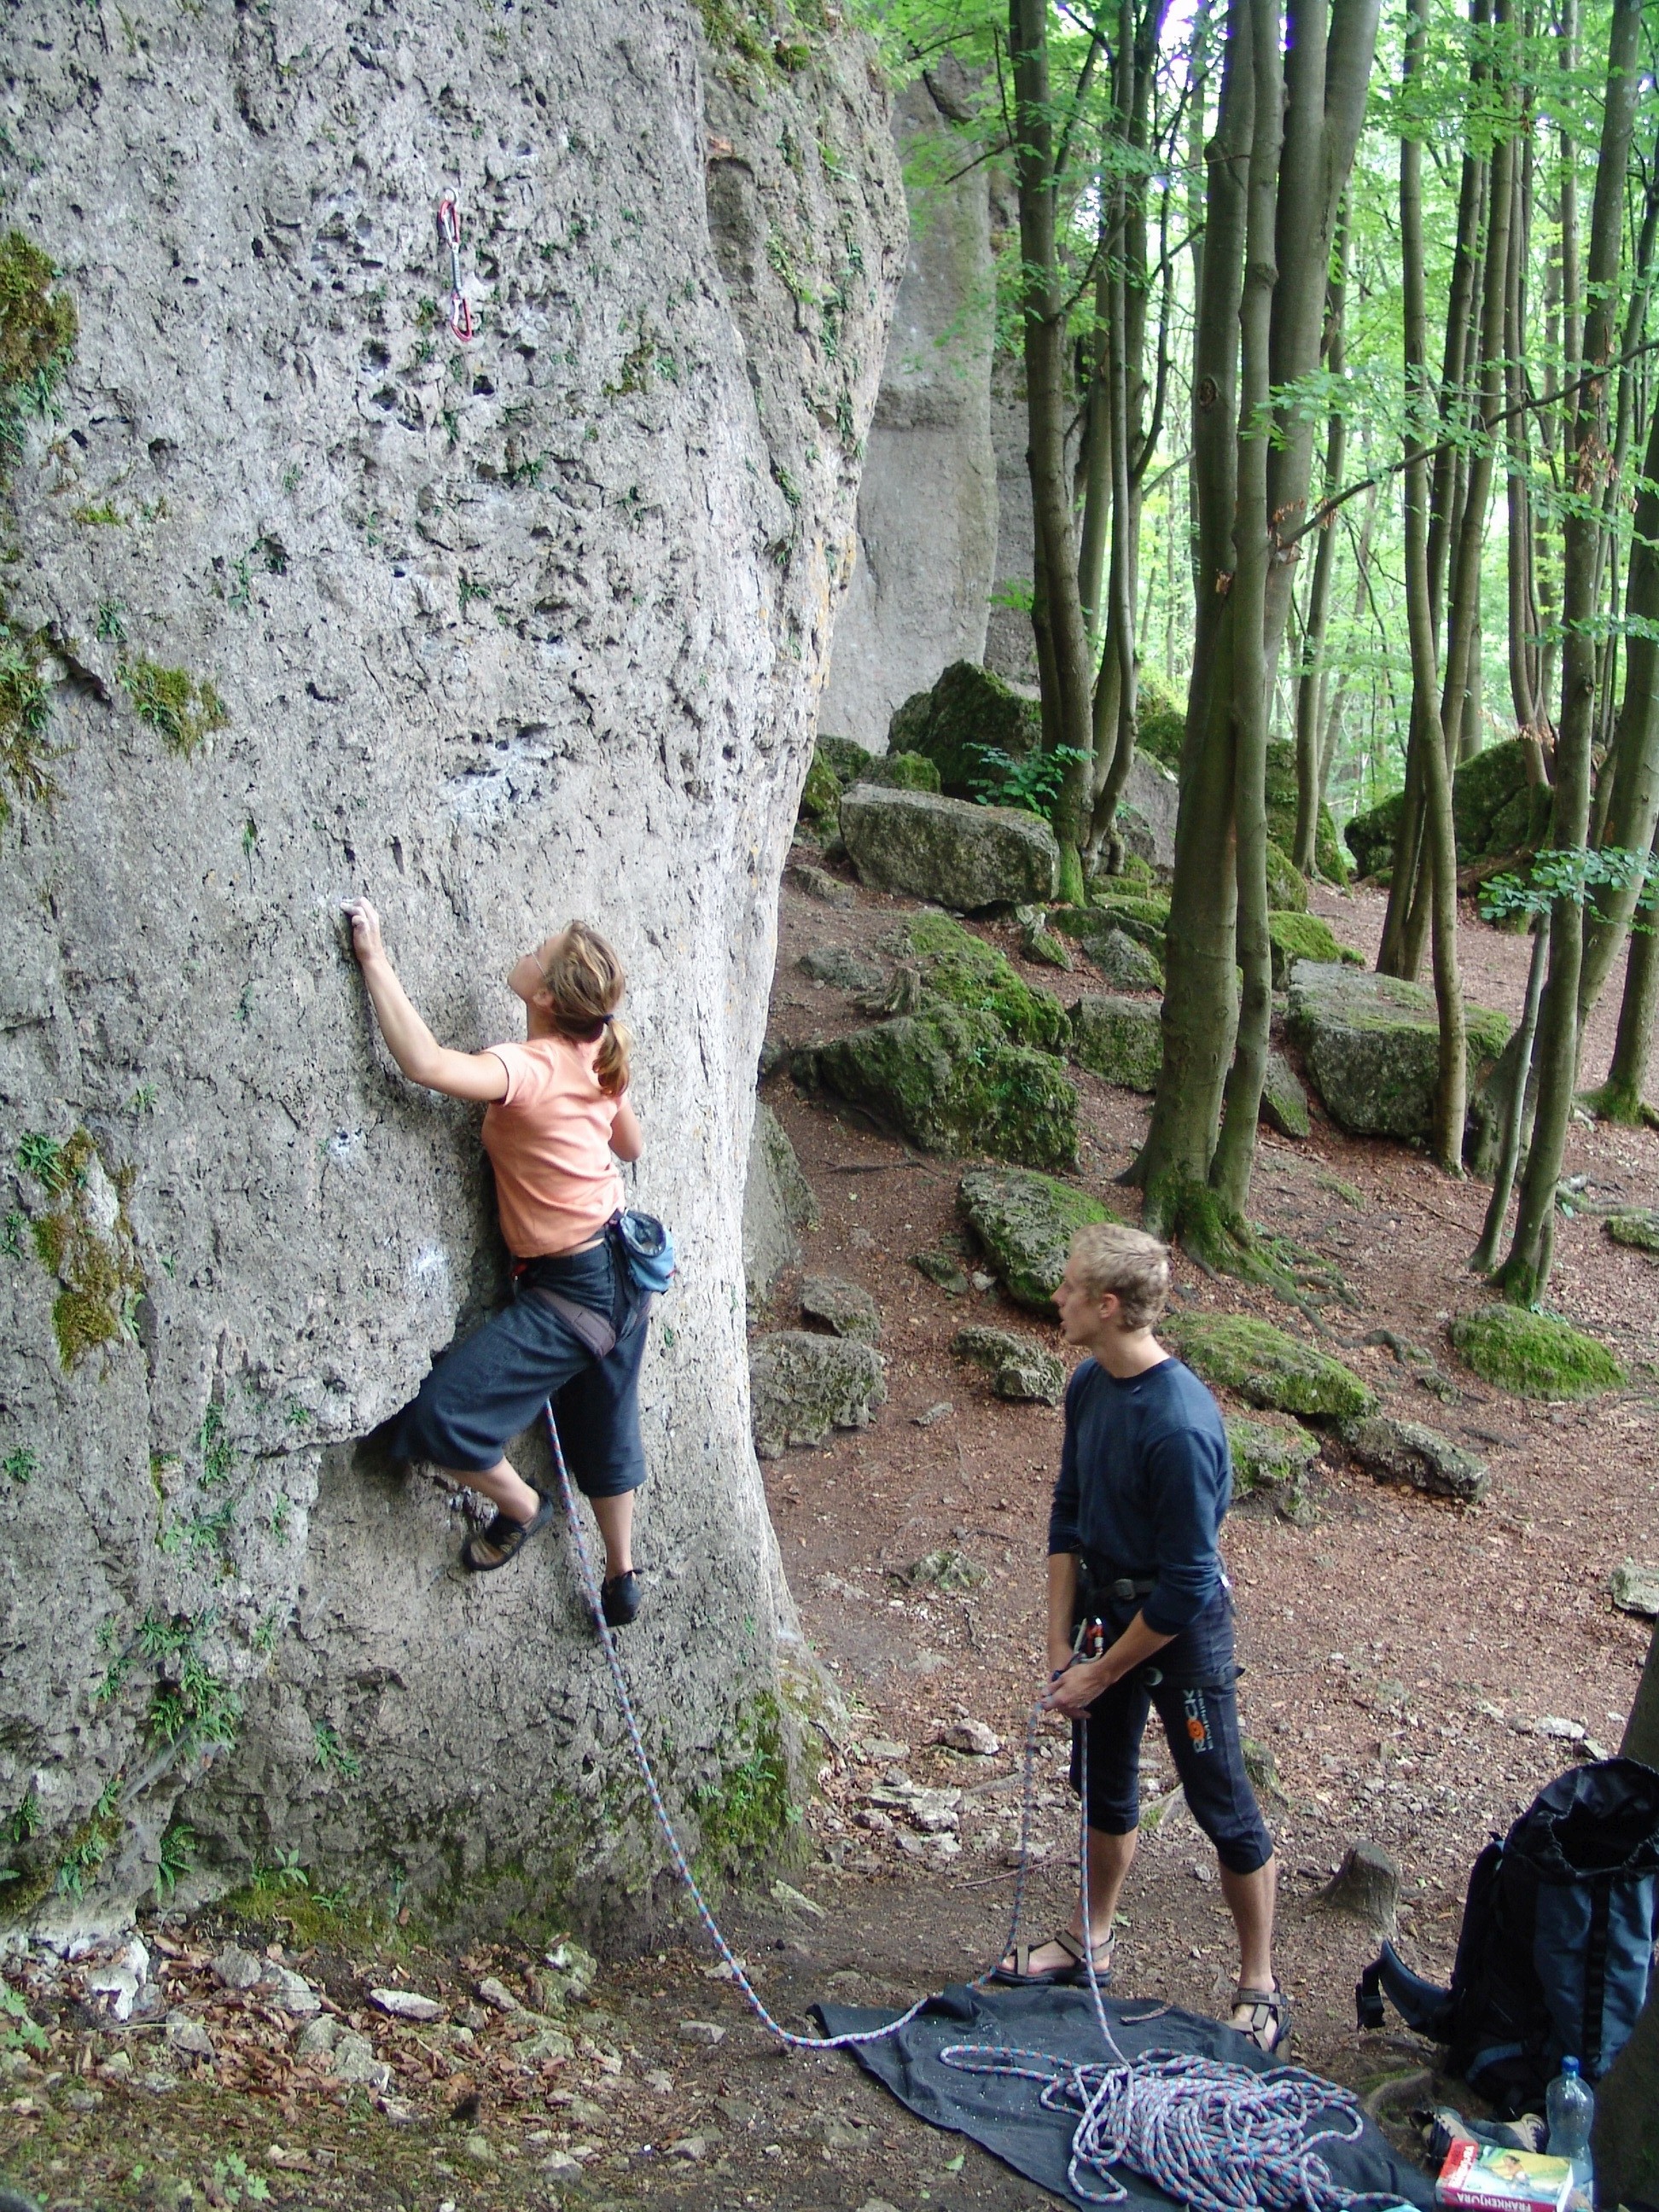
{"left": 341, "top": 898, "right": 385, "bottom": 968}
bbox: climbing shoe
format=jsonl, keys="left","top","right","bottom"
{"left": 462, "top": 1493, "right": 553, "bottom": 1573}
{"left": 601, "top": 1570, "right": 641, "bottom": 1629}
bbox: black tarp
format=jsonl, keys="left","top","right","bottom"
{"left": 812, "top": 1982, "right": 1438, "bottom": 2210}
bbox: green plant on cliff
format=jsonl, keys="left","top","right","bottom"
{"left": 117, "top": 657, "right": 230, "bottom": 756}
{"left": 693, "top": 1692, "right": 800, "bottom": 1885}
{"left": 20, "top": 1128, "right": 146, "bottom": 1371}
{"left": 0, "top": 621, "right": 61, "bottom": 829}
{"left": 0, "top": 226, "right": 78, "bottom": 465}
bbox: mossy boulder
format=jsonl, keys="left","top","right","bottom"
{"left": 839, "top": 786, "right": 1059, "bottom": 911}
{"left": 811, "top": 1004, "right": 1079, "bottom": 1169}
{"left": 1265, "top": 841, "right": 1308, "bottom": 914}
{"left": 1260, "top": 1051, "right": 1311, "bottom": 1139}
{"left": 1226, "top": 1414, "right": 1320, "bottom": 1509}
{"left": 1604, "top": 1208, "right": 1659, "bottom": 1259}
{"left": 1068, "top": 993, "right": 1163, "bottom": 1092}
{"left": 887, "top": 911, "right": 1068, "bottom": 1052}
{"left": 1054, "top": 891, "right": 1169, "bottom": 958}
{"left": 1447, "top": 1306, "right": 1623, "bottom": 1400}
{"left": 888, "top": 659, "right": 1042, "bottom": 798}
{"left": 1087, "top": 925, "right": 1163, "bottom": 992}
{"left": 813, "top": 734, "right": 874, "bottom": 788}
{"left": 799, "top": 749, "right": 842, "bottom": 824}
{"left": 1133, "top": 677, "right": 1185, "bottom": 774}
{"left": 1344, "top": 739, "right": 1555, "bottom": 880}
{"left": 800, "top": 1275, "right": 881, "bottom": 1343}
{"left": 855, "top": 748, "right": 941, "bottom": 795}
{"left": 1266, "top": 911, "right": 1355, "bottom": 989}
{"left": 1265, "top": 738, "right": 1348, "bottom": 883}
{"left": 748, "top": 1331, "right": 887, "bottom": 1458}
{"left": 958, "top": 1167, "right": 1117, "bottom": 1311}
{"left": 1166, "top": 1313, "right": 1377, "bottom": 1422}
{"left": 1286, "top": 962, "right": 1511, "bottom": 1147}
{"left": 951, "top": 1324, "right": 1065, "bottom": 1405}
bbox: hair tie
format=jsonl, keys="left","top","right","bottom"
{"left": 599, "top": 1012, "right": 614, "bottom": 1026}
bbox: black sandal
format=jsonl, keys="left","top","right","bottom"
{"left": 462, "top": 1493, "right": 553, "bottom": 1573}
{"left": 1229, "top": 1980, "right": 1292, "bottom": 2057}
{"left": 601, "top": 1570, "right": 641, "bottom": 1628}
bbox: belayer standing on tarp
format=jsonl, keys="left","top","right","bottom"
{"left": 343, "top": 900, "right": 651, "bottom": 1627}
{"left": 996, "top": 1224, "right": 1287, "bottom": 2055}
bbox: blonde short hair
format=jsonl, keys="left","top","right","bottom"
{"left": 1068, "top": 1223, "right": 1171, "bottom": 1332}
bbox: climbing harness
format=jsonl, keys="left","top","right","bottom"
{"left": 545, "top": 1403, "right": 1407, "bottom": 2209}
{"left": 437, "top": 194, "right": 474, "bottom": 342}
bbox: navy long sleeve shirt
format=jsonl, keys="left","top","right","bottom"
{"left": 1047, "top": 1355, "right": 1231, "bottom": 1636}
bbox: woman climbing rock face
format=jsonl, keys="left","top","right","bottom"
{"left": 342, "top": 900, "right": 650, "bottom": 1627}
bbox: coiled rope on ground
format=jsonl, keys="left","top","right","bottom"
{"left": 545, "top": 1404, "right": 1406, "bottom": 2212}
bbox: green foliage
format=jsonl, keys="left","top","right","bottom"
{"left": 1479, "top": 845, "right": 1656, "bottom": 926}
{"left": 6, "top": 1789, "right": 39, "bottom": 1844}
{"left": 0, "top": 622, "right": 59, "bottom": 830}
{"left": 118, "top": 657, "right": 230, "bottom": 756}
{"left": 693, "top": 1694, "right": 798, "bottom": 1881}
{"left": 797, "top": 748, "right": 841, "bottom": 824}
{"left": 142, "top": 1614, "right": 241, "bottom": 1751}
{"left": 968, "top": 742, "right": 1089, "bottom": 823}
{"left": 1165, "top": 1312, "right": 1377, "bottom": 1420}
{"left": 313, "top": 1722, "right": 362, "bottom": 1780}
{"left": 1448, "top": 1304, "right": 1623, "bottom": 1400}
{"left": 3, "top": 1445, "right": 34, "bottom": 1484}
{"left": 1266, "top": 910, "right": 1353, "bottom": 987}
{"left": 155, "top": 1819, "right": 195, "bottom": 1899}
{"left": 1, "top": 1983, "right": 47, "bottom": 2056}
{"left": 196, "top": 1400, "right": 236, "bottom": 1487}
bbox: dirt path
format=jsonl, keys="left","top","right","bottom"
{"left": 5, "top": 868, "right": 1656, "bottom": 2212}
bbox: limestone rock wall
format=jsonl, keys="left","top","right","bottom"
{"left": 818, "top": 68, "right": 995, "bottom": 751}
{"left": 0, "top": 0, "right": 902, "bottom": 1941}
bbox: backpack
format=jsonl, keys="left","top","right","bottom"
{"left": 1356, "top": 1757, "right": 1659, "bottom": 2116}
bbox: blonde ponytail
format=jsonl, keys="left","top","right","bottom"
{"left": 540, "top": 921, "right": 632, "bottom": 1097}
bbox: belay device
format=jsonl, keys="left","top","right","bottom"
{"left": 1356, "top": 1757, "right": 1659, "bottom": 2115}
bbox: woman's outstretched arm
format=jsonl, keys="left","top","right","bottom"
{"left": 343, "top": 899, "right": 509, "bottom": 1103}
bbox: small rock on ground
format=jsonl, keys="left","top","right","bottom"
{"left": 936, "top": 1719, "right": 999, "bottom": 1755}
{"left": 748, "top": 1330, "right": 887, "bottom": 1457}
{"left": 798, "top": 943, "right": 883, "bottom": 992}
{"left": 785, "top": 860, "right": 856, "bottom": 908}
{"left": 1610, "top": 1562, "right": 1659, "bottom": 1618}
{"left": 951, "top": 1323, "right": 1065, "bottom": 1405}
{"left": 800, "top": 1272, "right": 882, "bottom": 1342}
{"left": 1339, "top": 1413, "right": 1488, "bottom": 1505}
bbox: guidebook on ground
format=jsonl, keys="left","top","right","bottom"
{"left": 1435, "top": 2141, "right": 1575, "bottom": 2212}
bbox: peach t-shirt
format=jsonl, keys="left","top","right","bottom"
{"left": 481, "top": 1035, "right": 624, "bottom": 1259}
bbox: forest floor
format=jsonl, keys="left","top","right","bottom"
{"left": 4, "top": 868, "right": 1657, "bottom": 2212}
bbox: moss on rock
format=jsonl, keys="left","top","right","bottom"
{"left": 1265, "top": 841, "right": 1307, "bottom": 914}
{"left": 1265, "top": 738, "right": 1348, "bottom": 883}
{"left": 1166, "top": 1312, "right": 1377, "bottom": 1421}
{"left": 1447, "top": 1305, "right": 1623, "bottom": 1400}
{"left": 812, "top": 1003, "right": 1079, "bottom": 1169}
{"left": 1225, "top": 1413, "right": 1320, "bottom": 1507}
{"left": 890, "top": 911, "right": 1068, "bottom": 1052}
{"left": 20, "top": 1129, "right": 145, "bottom": 1371}
{"left": 1344, "top": 738, "right": 1556, "bottom": 881}
{"left": 1287, "top": 962, "right": 1510, "bottom": 1146}
{"left": 1604, "top": 1208, "right": 1659, "bottom": 1259}
{"left": 118, "top": 658, "right": 230, "bottom": 758}
{"left": 1267, "top": 911, "right": 1354, "bottom": 989}
{"left": 1068, "top": 993, "right": 1163, "bottom": 1092}
{"left": 799, "top": 748, "right": 841, "bottom": 822}
{"left": 858, "top": 748, "right": 940, "bottom": 794}
{"left": 1260, "top": 1051, "right": 1311, "bottom": 1139}
{"left": 958, "top": 1167, "right": 1117, "bottom": 1310}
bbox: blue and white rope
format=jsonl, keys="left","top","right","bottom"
{"left": 545, "top": 1404, "right": 1401, "bottom": 2210}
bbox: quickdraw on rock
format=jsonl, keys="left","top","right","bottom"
{"left": 545, "top": 1400, "right": 1409, "bottom": 2212}
{"left": 437, "top": 192, "right": 474, "bottom": 342}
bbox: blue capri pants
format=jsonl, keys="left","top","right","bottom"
{"left": 391, "top": 1233, "right": 649, "bottom": 1498}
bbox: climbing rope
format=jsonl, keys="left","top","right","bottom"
{"left": 544, "top": 1404, "right": 1400, "bottom": 2209}
{"left": 437, "top": 194, "right": 474, "bottom": 342}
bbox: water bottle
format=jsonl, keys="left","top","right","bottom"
{"left": 1545, "top": 2055, "right": 1595, "bottom": 2209}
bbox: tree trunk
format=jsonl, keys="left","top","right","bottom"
{"left": 1293, "top": 216, "right": 1350, "bottom": 876}
{"left": 1592, "top": 830, "right": 1659, "bottom": 1125}
{"left": 1010, "top": 0, "right": 1096, "bottom": 841}
{"left": 1208, "top": 0, "right": 1285, "bottom": 1217}
{"left": 1499, "top": 0, "right": 1644, "bottom": 1305}
{"left": 1136, "top": 0, "right": 1254, "bottom": 1234}
{"left": 1472, "top": 917, "right": 1547, "bottom": 1271}
{"left": 1400, "top": 0, "right": 1466, "bottom": 1176}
